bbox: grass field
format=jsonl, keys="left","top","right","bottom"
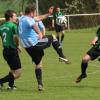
{"left": 0, "top": 27, "right": 100, "bottom": 100}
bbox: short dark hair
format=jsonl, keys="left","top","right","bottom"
{"left": 55, "top": 5, "right": 60, "bottom": 9}
{"left": 25, "top": 4, "right": 36, "bottom": 14}
{"left": 5, "top": 10, "right": 16, "bottom": 21}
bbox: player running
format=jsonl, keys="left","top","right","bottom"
{"left": 0, "top": 10, "right": 21, "bottom": 90}
{"left": 76, "top": 27, "right": 100, "bottom": 83}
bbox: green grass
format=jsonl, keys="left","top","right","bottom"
{"left": 0, "top": 27, "right": 100, "bottom": 100}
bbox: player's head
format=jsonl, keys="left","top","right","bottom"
{"left": 5, "top": 10, "right": 17, "bottom": 22}
{"left": 25, "top": 4, "right": 36, "bottom": 17}
{"left": 19, "top": 11, "right": 23, "bottom": 16}
{"left": 55, "top": 6, "right": 60, "bottom": 12}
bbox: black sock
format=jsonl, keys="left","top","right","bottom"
{"left": 35, "top": 68, "right": 42, "bottom": 85}
{"left": 61, "top": 34, "right": 64, "bottom": 43}
{"left": 0, "top": 72, "right": 14, "bottom": 86}
{"left": 52, "top": 40, "right": 65, "bottom": 57}
{"left": 8, "top": 72, "right": 15, "bottom": 87}
{"left": 81, "top": 62, "right": 88, "bottom": 75}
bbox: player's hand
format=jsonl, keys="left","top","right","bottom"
{"left": 38, "top": 33, "right": 43, "bottom": 39}
{"left": 91, "top": 41, "right": 96, "bottom": 45}
{"left": 90, "top": 37, "right": 98, "bottom": 46}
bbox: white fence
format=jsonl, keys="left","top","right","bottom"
{"left": 65, "top": 13, "right": 100, "bottom": 30}
{"left": 49, "top": 13, "right": 100, "bottom": 30}
{"left": 1, "top": 13, "right": 100, "bottom": 30}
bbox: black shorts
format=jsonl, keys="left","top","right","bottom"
{"left": 55, "top": 24, "right": 63, "bottom": 32}
{"left": 3, "top": 47, "right": 21, "bottom": 70}
{"left": 25, "top": 35, "right": 53, "bottom": 65}
{"left": 87, "top": 47, "right": 100, "bottom": 60}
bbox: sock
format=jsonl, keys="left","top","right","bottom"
{"left": 0, "top": 72, "right": 14, "bottom": 86}
{"left": 81, "top": 62, "right": 88, "bottom": 75}
{"left": 61, "top": 34, "right": 64, "bottom": 43}
{"left": 8, "top": 72, "right": 15, "bottom": 87}
{"left": 35, "top": 68, "right": 42, "bottom": 85}
{"left": 52, "top": 40, "right": 65, "bottom": 57}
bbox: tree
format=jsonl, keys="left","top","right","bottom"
{"left": 96, "top": 0, "right": 100, "bottom": 12}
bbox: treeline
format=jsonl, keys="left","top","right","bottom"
{"left": 0, "top": 0, "right": 100, "bottom": 29}
{"left": 1, "top": 0, "right": 99, "bottom": 14}
{"left": 37, "top": 0, "right": 100, "bottom": 29}
{"left": 38, "top": 0, "right": 99, "bottom": 14}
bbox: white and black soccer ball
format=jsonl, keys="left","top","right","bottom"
{"left": 56, "top": 16, "right": 67, "bottom": 26}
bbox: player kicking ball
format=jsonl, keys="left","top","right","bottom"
{"left": 19, "top": 4, "right": 70, "bottom": 91}
{"left": 76, "top": 27, "right": 100, "bottom": 83}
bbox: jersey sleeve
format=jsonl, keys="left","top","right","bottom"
{"left": 27, "top": 18, "right": 36, "bottom": 27}
{"left": 12, "top": 24, "right": 18, "bottom": 35}
{"left": 38, "top": 21, "right": 45, "bottom": 31}
{"left": 96, "top": 27, "right": 100, "bottom": 37}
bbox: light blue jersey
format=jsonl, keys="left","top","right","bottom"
{"left": 38, "top": 21, "right": 45, "bottom": 31}
{"left": 19, "top": 16, "right": 39, "bottom": 48}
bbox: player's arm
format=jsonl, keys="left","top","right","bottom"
{"left": 13, "top": 25, "right": 21, "bottom": 52}
{"left": 38, "top": 21, "right": 46, "bottom": 35}
{"left": 33, "top": 24, "right": 43, "bottom": 39}
{"left": 91, "top": 36, "right": 98, "bottom": 45}
{"left": 91, "top": 28, "right": 100, "bottom": 45}
{"left": 13, "top": 34, "right": 19, "bottom": 47}
{"left": 35, "top": 6, "right": 54, "bottom": 21}
{"left": 40, "top": 25, "right": 45, "bottom": 36}
{"left": 41, "top": 27, "right": 45, "bottom": 35}
{"left": 13, "top": 34, "right": 21, "bottom": 52}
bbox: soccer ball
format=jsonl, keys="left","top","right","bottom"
{"left": 56, "top": 16, "right": 67, "bottom": 26}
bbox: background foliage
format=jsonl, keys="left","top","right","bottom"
{"left": 0, "top": 0, "right": 100, "bottom": 29}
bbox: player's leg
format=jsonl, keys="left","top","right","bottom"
{"left": 0, "top": 72, "right": 14, "bottom": 89}
{"left": 61, "top": 30, "right": 65, "bottom": 43}
{"left": 35, "top": 60, "right": 44, "bottom": 91}
{"left": 34, "top": 50, "right": 44, "bottom": 91}
{"left": 51, "top": 34, "right": 70, "bottom": 64}
{"left": 57, "top": 25, "right": 64, "bottom": 44}
{"left": 0, "top": 48, "right": 21, "bottom": 90}
{"left": 55, "top": 24, "right": 60, "bottom": 43}
{"left": 7, "top": 69, "right": 21, "bottom": 90}
{"left": 76, "top": 48, "right": 99, "bottom": 83}
{"left": 37, "top": 35, "right": 70, "bottom": 64}
{"left": 56, "top": 32, "right": 60, "bottom": 43}
{"left": 8, "top": 49, "right": 21, "bottom": 90}
{"left": 75, "top": 54, "right": 90, "bottom": 83}
{"left": 25, "top": 47, "right": 44, "bottom": 91}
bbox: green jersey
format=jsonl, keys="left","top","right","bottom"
{"left": 94, "top": 27, "right": 100, "bottom": 50}
{"left": 53, "top": 11, "right": 63, "bottom": 24}
{"left": 0, "top": 22, "right": 18, "bottom": 48}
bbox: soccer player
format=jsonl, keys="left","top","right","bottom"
{"left": 0, "top": 10, "right": 21, "bottom": 90}
{"left": 76, "top": 27, "right": 100, "bottom": 83}
{"left": 52, "top": 6, "right": 65, "bottom": 44}
{"left": 19, "top": 4, "right": 70, "bottom": 91}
